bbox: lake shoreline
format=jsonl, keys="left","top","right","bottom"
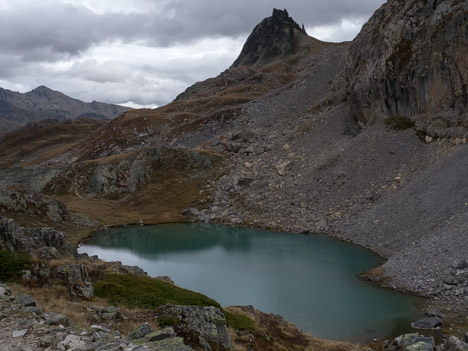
{"left": 79, "top": 222, "right": 426, "bottom": 342}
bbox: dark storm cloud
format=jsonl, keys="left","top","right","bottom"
{"left": 0, "top": 0, "right": 385, "bottom": 63}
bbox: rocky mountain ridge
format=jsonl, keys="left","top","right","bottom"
{"left": 0, "top": 85, "right": 130, "bottom": 133}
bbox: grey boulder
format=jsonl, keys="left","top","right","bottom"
{"left": 411, "top": 317, "right": 442, "bottom": 329}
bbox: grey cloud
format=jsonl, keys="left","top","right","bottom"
{"left": 0, "top": 0, "right": 386, "bottom": 107}
{"left": 68, "top": 60, "right": 133, "bottom": 83}
{"left": 0, "top": 0, "right": 385, "bottom": 64}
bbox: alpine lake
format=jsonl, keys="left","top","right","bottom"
{"left": 78, "top": 223, "right": 423, "bottom": 341}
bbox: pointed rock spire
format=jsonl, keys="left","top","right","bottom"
{"left": 231, "top": 8, "right": 303, "bottom": 68}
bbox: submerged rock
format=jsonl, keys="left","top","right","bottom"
{"left": 411, "top": 317, "right": 442, "bottom": 330}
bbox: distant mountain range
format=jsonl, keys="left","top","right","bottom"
{"left": 0, "top": 85, "right": 131, "bottom": 134}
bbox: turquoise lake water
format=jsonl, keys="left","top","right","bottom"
{"left": 78, "top": 223, "right": 423, "bottom": 341}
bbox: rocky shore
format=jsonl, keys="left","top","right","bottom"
{"left": 0, "top": 217, "right": 368, "bottom": 351}
{"left": 0, "top": 282, "right": 230, "bottom": 351}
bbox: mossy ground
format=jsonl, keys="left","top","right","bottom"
{"left": 0, "top": 249, "right": 33, "bottom": 282}
{"left": 94, "top": 274, "right": 254, "bottom": 331}
{"left": 94, "top": 274, "right": 220, "bottom": 309}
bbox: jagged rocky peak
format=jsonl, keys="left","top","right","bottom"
{"left": 231, "top": 8, "right": 310, "bottom": 68}
{"left": 343, "top": 0, "right": 468, "bottom": 139}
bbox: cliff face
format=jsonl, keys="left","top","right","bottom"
{"left": 344, "top": 0, "right": 468, "bottom": 138}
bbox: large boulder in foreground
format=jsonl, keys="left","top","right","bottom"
{"left": 156, "top": 304, "right": 231, "bottom": 351}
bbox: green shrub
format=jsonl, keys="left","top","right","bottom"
{"left": 0, "top": 249, "right": 32, "bottom": 282}
{"left": 384, "top": 116, "right": 415, "bottom": 130}
{"left": 223, "top": 310, "right": 255, "bottom": 331}
{"left": 94, "top": 274, "right": 221, "bottom": 310}
{"left": 94, "top": 274, "right": 256, "bottom": 331}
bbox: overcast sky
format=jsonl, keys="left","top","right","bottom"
{"left": 0, "top": 0, "right": 385, "bottom": 108}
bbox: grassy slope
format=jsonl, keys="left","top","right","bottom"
{"left": 0, "top": 119, "right": 106, "bottom": 168}
{"left": 94, "top": 274, "right": 254, "bottom": 331}
{"left": 0, "top": 249, "right": 32, "bottom": 282}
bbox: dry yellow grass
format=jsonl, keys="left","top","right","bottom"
{"left": 0, "top": 119, "right": 106, "bottom": 168}
{"left": 10, "top": 283, "right": 160, "bottom": 334}
{"left": 11, "top": 283, "right": 91, "bottom": 328}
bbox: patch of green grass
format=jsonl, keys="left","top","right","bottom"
{"left": 0, "top": 249, "right": 33, "bottom": 282}
{"left": 224, "top": 311, "right": 255, "bottom": 331}
{"left": 94, "top": 274, "right": 221, "bottom": 310}
{"left": 95, "top": 274, "right": 256, "bottom": 331}
{"left": 157, "top": 315, "right": 182, "bottom": 327}
{"left": 384, "top": 115, "right": 415, "bottom": 130}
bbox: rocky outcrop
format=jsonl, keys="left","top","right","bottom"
{"left": 156, "top": 305, "right": 231, "bottom": 351}
{"left": 231, "top": 9, "right": 321, "bottom": 68}
{"left": 0, "top": 217, "right": 76, "bottom": 258}
{"left": 0, "top": 284, "right": 190, "bottom": 351}
{"left": 0, "top": 185, "right": 70, "bottom": 222}
{"left": 343, "top": 0, "right": 468, "bottom": 138}
{"left": 394, "top": 333, "right": 435, "bottom": 350}
{"left": 48, "top": 146, "right": 216, "bottom": 199}
{"left": 47, "top": 147, "right": 161, "bottom": 198}
{"left": 0, "top": 167, "right": 63, "bottom": 193}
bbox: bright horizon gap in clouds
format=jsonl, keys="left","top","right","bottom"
{"left": 0, "top": 0, "right": 386, "bottom": 108}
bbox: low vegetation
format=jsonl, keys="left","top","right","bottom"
{"left": 0, "top": 249, "right": 33, "bottom": 281}
{"left": 223, "top": 310, "right": 256, "bottom": 331}
{"left": 94, "top": 274, "right": 255, "bottom": 330}
{"left": 94, "top": 274, "right": 221, "bottom": 309}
